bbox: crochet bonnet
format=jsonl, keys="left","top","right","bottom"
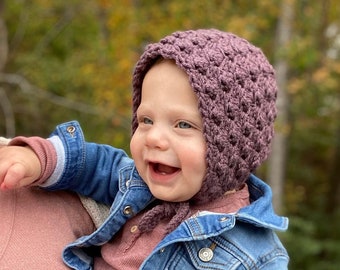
{"left": 131, "top": 29, "right": 278, "bottom": 204}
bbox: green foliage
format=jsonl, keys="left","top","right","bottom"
{"left": 281, "top": 215, "right": 340, "bottom": 270}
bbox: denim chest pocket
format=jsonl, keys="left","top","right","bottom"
{"left": 162, "top": 239, "right": 243, "bottom": 270}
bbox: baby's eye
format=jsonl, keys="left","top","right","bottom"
{"left": 176, "top": 121, "right": 192, "bottom": 129}
{"left": 141, "top": 117, "right": 153, "bottom": 125}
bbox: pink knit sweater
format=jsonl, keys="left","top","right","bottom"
{"left": 0, "top": 188, "right": 95, "bottom": 269}
{"left": 0, "top": 138, "right": 95, "bottom": 269}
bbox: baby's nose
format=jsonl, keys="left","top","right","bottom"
{"left": 145, "top": 126, "right": 169, "bottom": 150}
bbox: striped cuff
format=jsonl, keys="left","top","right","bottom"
{"left": 9, "top": 136, "right": 57, "bottom": 185}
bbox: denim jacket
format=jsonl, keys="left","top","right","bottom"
{"left": 45, "top": 121, "right": 289, "bottom": 270}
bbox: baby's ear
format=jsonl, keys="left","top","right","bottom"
{"left": 0, "top": 137, "right": 11, "bottom": 146}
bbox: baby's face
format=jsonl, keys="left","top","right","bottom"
{"left": 130, "top": 59, "right": 207, "bottom": 202}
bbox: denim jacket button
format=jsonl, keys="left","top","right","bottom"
{"left": 219, "top": 216, "right": 229, "bottom": 222}
{"left": 198, "top": 247, "right": 214, "bottom": 262}
{"left": 123, "top": 205, "right": 133, "bottom": 215}
{"left": 66, "top": 125, "right": 76, "bottom": 137}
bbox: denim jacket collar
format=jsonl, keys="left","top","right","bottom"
{"left": 149, "top": 174, "right": 288, "bottom": 251}
{"left": 237, "top": 174, "right": 288, "bottom": 231}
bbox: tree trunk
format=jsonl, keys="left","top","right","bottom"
{"left": 267, "top": 0, "right": 294, "bottom": 213}
{"left": 0, "top": 1, "right": 15, "bottom": 137}
{"left": 326, "top": 123, "right": 340, "bottom": 214}
{"left": 0, "top": 0, "right": 8, "bottom": 70}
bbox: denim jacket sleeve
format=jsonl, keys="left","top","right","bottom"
{"left": 44, "top": 121, "right": 134, "bottom": 205}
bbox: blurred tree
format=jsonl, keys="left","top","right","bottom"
{"left": 0, "top": 0, "right": 15, "bottom": 137}
{"left": 267, "top": 0, "right": 294, "bottom": 213}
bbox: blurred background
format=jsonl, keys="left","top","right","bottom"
{"left": 0, "top": 1, "right": 339, "bottom": 269}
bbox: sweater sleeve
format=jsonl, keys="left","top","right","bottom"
{"left": 9, "top": 136, "right": 57, "bottom": 185}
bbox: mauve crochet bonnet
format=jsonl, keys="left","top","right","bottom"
{"left": 132, "top": 29, "right": 278, "bottom": 204}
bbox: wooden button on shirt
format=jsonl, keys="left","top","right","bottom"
{"left": 130, "top": 225, "right": 138, "bottom": 233}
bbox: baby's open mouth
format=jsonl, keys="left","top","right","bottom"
{"left": 150, "top": 162, "right": 180, "bottom": 175}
